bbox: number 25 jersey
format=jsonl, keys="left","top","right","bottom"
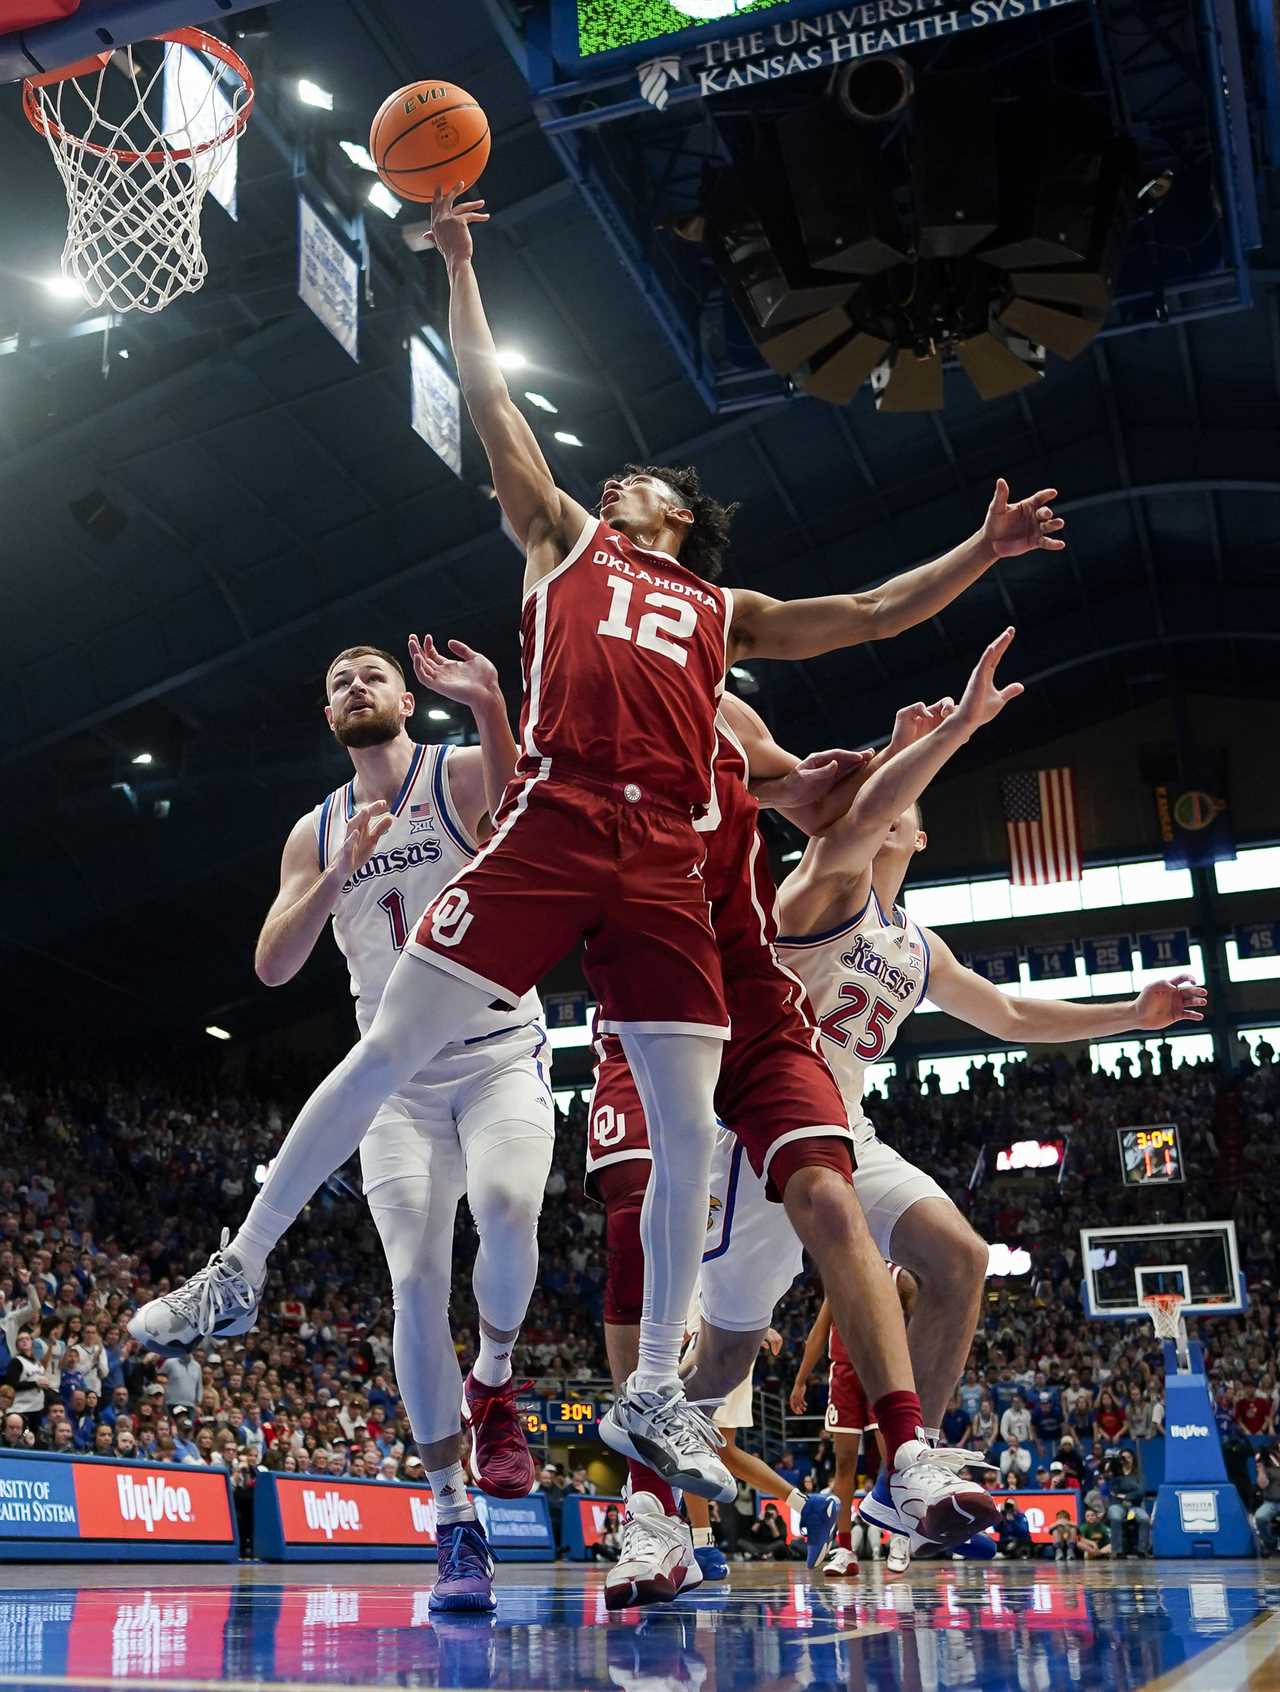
{"left": 776, "top": 890, "right": 931, "bottom": 1129}
{"left": 517, "top": 515, "right": 733, "bottom": 812}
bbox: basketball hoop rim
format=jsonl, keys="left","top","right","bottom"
{"left": 21, "top": 27, "right": 254, "bottom": 166}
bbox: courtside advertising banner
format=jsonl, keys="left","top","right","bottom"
{"left": 255, "top": 1471, "right": 553, "bottom": 1562}
{"left": 0, "top": 1449, "right": 236, "bottom": 1562}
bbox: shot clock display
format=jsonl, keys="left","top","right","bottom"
{"left": 546, "top": 1398, "right": 599, "bottom": 1440}
{"left": 1117, "top": 1124, "right": 1184, "bottom": 1187}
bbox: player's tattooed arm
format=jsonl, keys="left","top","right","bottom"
{"left": 254, "top": 804, "right": 392, "bottom": 986}
{"left": 429, "top": 186, "right": 592, "bottom": 581}
{"left": 726, "top": 480, "right": 1064, "bottom": 662}
{"left": 408, "top": 634, "right": 516, "bottom": 841}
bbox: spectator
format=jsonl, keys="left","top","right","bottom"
{"left": 1000, "top": 1392, "right": 1033, "bottom": 1447}
{"left": 1238, "top": 1379, "right": 1275, "bottom": 1447}
{"left": 747, "top": 1503, "right": 790, "bottom": 1561}
{"left": 775, "top": 1448, "right": 809, "bottom": 1489}
{"left": 1106, "top": 1452, "right": 1151, "bottom": 1556}
{"left": 91, "top": 1422, "right": 114, "bottom": 1457}
{"left": 941, "top": 1391, "right": 971, "bottom": 1447}
{"left": 538, "top": 1464, "right": 566, "bottom": 1555}
{"left": 1095, "top": 1388, "right": 1129, "bottom": 1446}
{"left": 1051, "top": 1510, "right": 1080, "bottom": 1562}
{"left": 972, "top": 1396, "right": 999, "bottom": 1451}
{"left": 158, "top": 1352, "right": 202, "bottom": 1414}
{"left": 2, "top": 1411, "right": 32, "bottom": 1449}
{"left": 593, "top": 1504, "right": 623, "bottom": 1563}
{"left": 1000, "top": 1435, "right": 1032, "bottom": 1480}
{"left": 1254, "top": 1447, "right": 1280, "bottom": 1552}
{"left": 995, "top": 1500, "right": 1033, "bottom": 1560}
{"left": 1077, "top": 1505, "right": 1110, "bottom": 1558}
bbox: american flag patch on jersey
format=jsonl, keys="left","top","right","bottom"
{"left": 410, "top": 802, "right": 432, "bottom": 817}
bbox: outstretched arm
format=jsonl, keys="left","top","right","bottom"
{"left": 430, "top": 187, "right": 591, "bottom": 572}
{"left": 408, "top": 634, "right": 517, "bottom": 838}
{"left": 728, "top": 480, "right": 1064, "bottom": 662}
{"left": 924, "top": 926, "right": 1207, "bottom": 1043}
{"left": 789, "top": 1299, "right": 833, "bottom": 1414}
{"left": 777, "top": 630, "right": 1022, "bottom": 935}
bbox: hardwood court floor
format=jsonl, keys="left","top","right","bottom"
{"left": 2, "top": 1558, "right": 1279, "bottom": 1692}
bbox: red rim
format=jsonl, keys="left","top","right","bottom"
{"left": 22, "top": 26, "right": 254, "bottom": 165}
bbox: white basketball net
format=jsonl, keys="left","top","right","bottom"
{"left": 1143, "top": 1292, "right": 1187, "bottom": 1343}
{"left": 24, "top": 32, "right": 252, "bottom": 316}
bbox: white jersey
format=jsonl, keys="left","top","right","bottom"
{"left": 776, "top": 888, "right": 929, "bottom": 1127}
{"left": 312, "top": 741, "right": 542, "bottom": 1041}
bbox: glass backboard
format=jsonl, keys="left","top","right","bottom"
{"left": 1080, "top": 1220, "right": 1246, "bottom": 1320}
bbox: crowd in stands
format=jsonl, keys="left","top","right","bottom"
{"left": 1, "top": 1042, "right": 1278, "bottom": 1557}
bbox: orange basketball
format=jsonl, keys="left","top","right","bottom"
{"left": 369, "top": 79, "right": 490, "bottom": 205}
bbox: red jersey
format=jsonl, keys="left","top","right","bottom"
{"left": 518, "top": 516, "right": 732, "bottom": 811}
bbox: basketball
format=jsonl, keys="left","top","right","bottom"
{"left": 369, "top": 79, "right": 490, "bottom": 205}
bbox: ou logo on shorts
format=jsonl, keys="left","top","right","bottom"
{"left": 430, "top": 888, "right": 473, "bottom": 948}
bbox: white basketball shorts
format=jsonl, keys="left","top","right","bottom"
{"left": 359, "top": 1021, "right": 554, "bottom": 1196}
{"left": 698, "top": 1126, "right": 804, "bottom": 1333}
{"left": 851, "top": 1119, "right": 951, "bottom": 1258}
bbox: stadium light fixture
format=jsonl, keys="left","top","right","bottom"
{"left": 297, "top": 79, "right": 333, "bottom": 111}
{"left": 781, "top": 849, "right": 802, "bottom": 863}
{"left": 524, "top": 391, "right": 558, "bottom": 413}
{"left": 339, "top": 140, "right": 378, "bottom": 172}
{"left": 44, "top": 275, "right": 81, "bottom": 301}
{"left": 554, "top": 431, "right": 583, "bottom": 447}
{"left": 427, "top": 708, "right": 450, "bottom": 722}
{"left": 205, "top": 1025, "right": 232, "bottom": 1041}
{"left": 131, "top": 751, "right": 153, "bottom": 766}
{"left": 497, "top": 349, "right": 527, "bottom": 371}
{"left": 367, "top": 182, "right": 401, "bottom": 219}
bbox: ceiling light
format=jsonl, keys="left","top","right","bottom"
{"left": 117, "top": 347, "right": 130, "bottom": 360}
{"left": 427, "top": 708, "right": 450, "bottom": 722}
{"left": 730, "top": 665, "right": 752, "bottom": 682}
{"left": 525, "top": 391, "right": 558, "bottom": 413}
{"left": 131, "top": 751, "right": 153, "bottom": 766}
{"left": 44, "top": 275, "right": 81, "bottom": 301}
{"left": 339, "top": 140, "right": 377, "bottom": 172}
{"left": 781, "top": 849, "right": 802, "bottom": 863}
{"left": 553, "top": 431, "right": 583, "bottom": 447}
{"left": 497, "top": 349, "right": 527, "bottom": 371}
{"left": 367, "top": 181, "right": 401, "bottom": 219}
{"left": 297, "top": 78, "right": 333, "bottom": 111}
{"left": 205, "top": 1025, "right": 232, "bottom": 1041}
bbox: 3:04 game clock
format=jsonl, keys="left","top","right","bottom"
{"left": 1117, "top": 1124, "right": 1184, "bottom": 1186}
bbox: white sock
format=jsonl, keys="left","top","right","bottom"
{"left": 690, "top": 1526, "right": 714, "bottom": 1547}
{"left": 634, "top": 1321, "right": 685, "bottom": 1393}
{"left": 787, "top": 1488, "right": 806, "bottom": 1516}
{"left": 428, "top": 1461, "right": 475, "bottom": 1525}
{"left": 922, "top": 1426, "right": 942, "bottom": 1447}
{"left": 473, "top": 1330, "right": 515, "bottom": 1389}
{"left": 226, "top": 1200, "right": 291, "bottom": 1285}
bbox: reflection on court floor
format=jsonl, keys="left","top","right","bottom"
{"left": 1, "top": 1562, "right": 1278, "bottom": 1692}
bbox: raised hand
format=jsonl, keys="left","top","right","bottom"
{"left": 408, "top": 633, "right": 501, "bottom": 712}
{"left": 338, "top": 801, "right": 393, "bottom": 877}
{"left": 887, "top": 697, "right": 955, "bottom": 757}
{"left": 427, "top": 182, "right": 490, "bottom": 267}
{"left": 1133, "top": 974, "right": 1208, "bottom": 1028}
{"left": 763, "top": 747, "right": 874, "bottom": 810}
{"left": 982, "top": 479, "right": 1066, "bottom": 557}
{"left": 952, "top": 627, "right": 1025, "bottom": 734}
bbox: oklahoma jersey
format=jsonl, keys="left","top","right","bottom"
{"left": 777, "top": 891, "right": 930, "bottom": 1128}
{"left": 517, "top": 515, "right": 732, "bottom": 812}
{"left": 313, "top": 741, "right": 542, "bottom": 1040}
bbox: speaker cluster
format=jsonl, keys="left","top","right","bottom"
{"left": 698, "top": 68, "right": 1136, "bottom": 410}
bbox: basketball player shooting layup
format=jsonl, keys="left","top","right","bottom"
{"left": 130, "top": 182, "right": 1066, "bottom": 1518}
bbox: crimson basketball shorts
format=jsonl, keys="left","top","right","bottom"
{"left": 407, "top": 770, "right": 728, "bottom": 1036}
{"left": 714, "top": 999, "right": 854, "bottom": 1202}
{"left": 594, "top": 1158, "right": 649, "bottom": 1326}
{"left": 826, "top": 1361, "right": 875, "bottom": 1435}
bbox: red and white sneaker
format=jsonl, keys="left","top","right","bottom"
{"left": 823, "top": 1544, "right": 859, "bottom": 1577}
{"left": 462, "top": 1372, "right": 536, "bottom": 1499}
{"left": 605, "top": 1493, "right": 691, "bottom": 1611}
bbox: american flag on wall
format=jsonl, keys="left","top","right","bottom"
{"left": 1001, "top": 768, "right": 1082, "bottom": 886}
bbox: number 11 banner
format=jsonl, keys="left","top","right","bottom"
{"left": 1139, "top": 928, "right": 1191, "bottom": 970}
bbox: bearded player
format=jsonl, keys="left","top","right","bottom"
{"left": 134, "top": 634, "right": 552, "bottom": 1610}
{"left": 129, "top": 184, "right": 1066, "bottom": 1520}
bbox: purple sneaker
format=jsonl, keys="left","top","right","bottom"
{"left": 429, "top": 1519, "right": 497, "bottom": 1613}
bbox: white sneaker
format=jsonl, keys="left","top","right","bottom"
{"left": 858, "top": 1439, "right": 1000, "bottom": 1554}
{"left": 678, "top": 1527, "right": 706, "bottom": 1594}
{"left": 604, "top": 1492, "right": 692, "bottom": 1611}
{"left": 127, "top": 1229, "right": 261, "bottom": 1356}
{"left": 823, "top": 1544, "right": 859, "bottom": 1577}
{"left": 886, "top": 1533, "right": 912, "bottom": 1574}
{"left": 600, "top": 1379, "right": 734, "bottom": 1503}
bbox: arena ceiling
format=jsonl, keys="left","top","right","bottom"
{"left": 1, "top": 0, "right": 1278, "bottom": 1043}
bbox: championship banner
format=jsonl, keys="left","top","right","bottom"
{"left": 1236, "top": 922, "right": 1279, "bottom": 962}
{"left": 544, "top": 992, "right": 590, "bottom": 1028}
{"left": 0, "top": 1449, "right": 236, "bottom": 1562}
{"left": 297, "top": 195, "right": 360, "bottom": 362}
{"left": 968, "top": 948, "right": 1019, "bottom": 986}
{"left": 1152, "top": 752, "right": 1235, "bottom": 871}
{"left": 1083, "top": 934, "right": 1132, "bottom": 976}
{"left": 255, "top": 1471, "right": 553, "bottom": 1562}
{"left": 1139, "top": 928, "right": 1192, "bottom": 970}
{"left": 1026, "top": 940, "right": 1076, "bottom": 982}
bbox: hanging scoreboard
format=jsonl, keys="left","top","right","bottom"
{"left": 1117, "top": 1124, "right": 1184, "bottom": 1187}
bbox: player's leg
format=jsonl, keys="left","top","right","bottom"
{"left": 360, "top": 1108, "right": 495, "bottom": 1614}
{"left": 825, "top": 1428, "right": 862, "bottom": 1575}
{"left": 455, "top": 1031, "right": 557, "bottom": 1495}
{"left": 855, "top": 1137, "right": 989, "bottom": 1434}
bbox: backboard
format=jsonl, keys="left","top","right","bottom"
{"left": 0, "top": 0, "right": 280, "bottom": 83}
{"left": 1080, "top": 1220, "right": 1246, "bottom": 1321}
